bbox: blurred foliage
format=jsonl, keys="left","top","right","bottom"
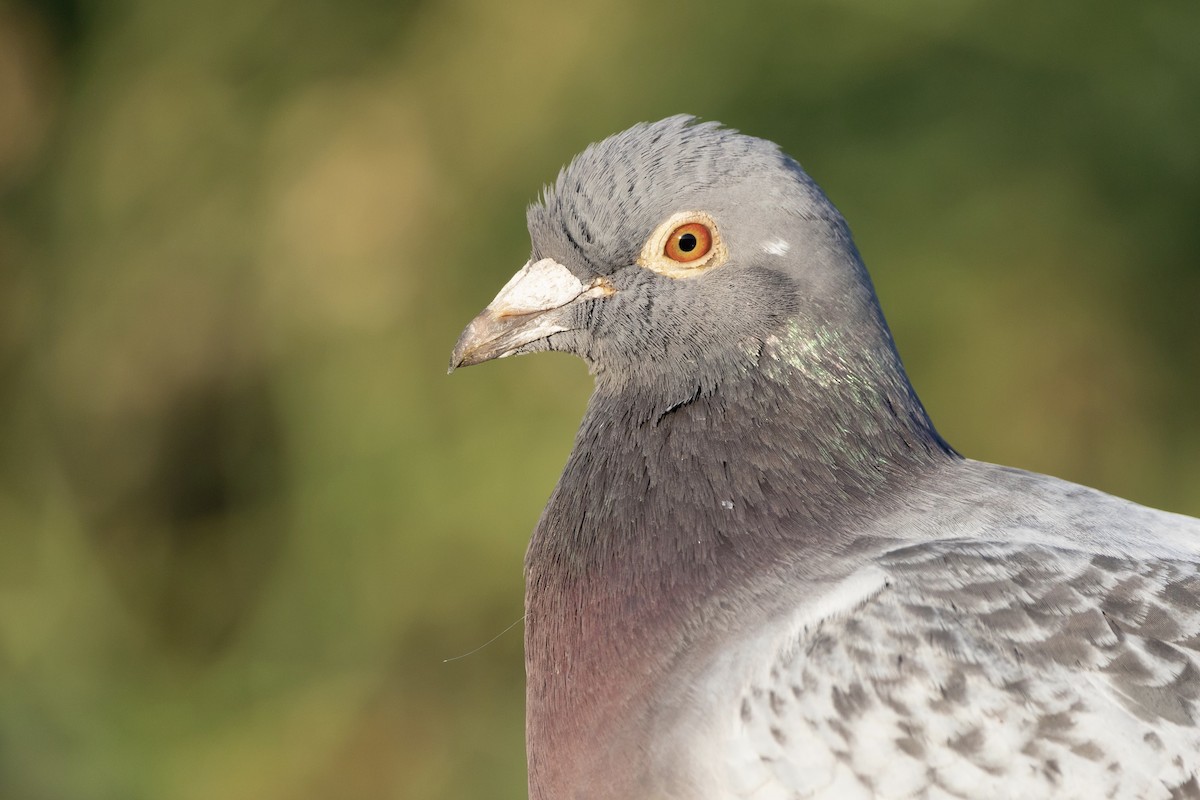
{"left": 0, "top": 0, "right": 1197, "bottom": 797}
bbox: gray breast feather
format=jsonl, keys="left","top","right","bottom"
{"left": 724, "top": 540, "right": 1200, "bottom": 799}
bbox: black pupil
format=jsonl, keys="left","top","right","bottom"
{"left": 678, "top": 232, "right": 698, "bottom": 252}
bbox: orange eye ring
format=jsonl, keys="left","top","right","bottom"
{"left": 663, "top": 222, "right": 713, "bottom": 263}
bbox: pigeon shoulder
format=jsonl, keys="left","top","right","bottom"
{"left": 703, "top": 536, "right": 1200, "bottom": 799}
{"left": 681, "top": 463, "right": 1200, "bottom": 799}
{"left": 917, "top": 459, "right": 1200, "bottom": 560}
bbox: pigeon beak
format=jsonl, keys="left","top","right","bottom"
{"left": 449, "top": 258, "right": 614, "bottom": 372}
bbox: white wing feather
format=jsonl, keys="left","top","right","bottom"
{"left": 715, "top": 539, "right": 1200, "bottom": 799}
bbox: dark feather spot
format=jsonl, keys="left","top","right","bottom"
{"left": 1034, "top": 711, "right": 1074, "bottom": 742}
{"left": 949, "top": 728, "right": 983, "bottom": 755}
{"left": 1092, "top": 554, "right": 1128, "bottom": 573}
{"left": 896, "top": 735, "right": 925, "bottom": 758}
{"left": 1169, "top": 774, "right": 1200, "bottom": 800}
{"left": 831, "top": 683, "right": 869, "bottom": 719}
{"left": 1161, "top": 578, "right": 1200, "bottom": 611}
{"left": 939, "top": 670, "right": 968, "bottom": 704}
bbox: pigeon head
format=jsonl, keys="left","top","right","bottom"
{"left": 451, "top": 115, "right": 928, "bottom": 426}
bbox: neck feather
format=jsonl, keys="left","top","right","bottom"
{"left": 523, "top": 324, "right": 955, "bottom": 796}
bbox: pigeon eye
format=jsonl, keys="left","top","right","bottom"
{"left": 664, "top": 223, "right": 713, "bottom": 263}
{"left": 638, "top": 211, "right": 726, "bottom": 278}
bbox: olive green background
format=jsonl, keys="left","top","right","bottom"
{"left": 1, "top": 1, "right": 1197, "bottom": 797}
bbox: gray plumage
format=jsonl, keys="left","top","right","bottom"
{"left": 450, "top": 116, "right": 1200, "bottom": 800}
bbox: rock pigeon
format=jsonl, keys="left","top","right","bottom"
{"left": 449, "top": 116, "right": 1200, "bottom": 800}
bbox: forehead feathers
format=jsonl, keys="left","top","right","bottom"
{"left": 527, "top": 116, "right": 821, "bottom": 275}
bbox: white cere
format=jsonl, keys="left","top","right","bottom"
{"left": 761, "top": 238, "right": 790, "bottom": 256}
{"left": 720, "top": 499, "right": 735, "bottom": 511}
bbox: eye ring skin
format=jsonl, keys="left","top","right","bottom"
{"left": 638, "top": 211, "right": 728, "bottom": 278}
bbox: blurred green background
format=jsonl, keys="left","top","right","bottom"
{"left": 0, "top": 0, "right": 1197, "bottom": 797}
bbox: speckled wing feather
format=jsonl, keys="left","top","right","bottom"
{"left": 726, "top": 540, "right": 1200, "bottom": 799}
